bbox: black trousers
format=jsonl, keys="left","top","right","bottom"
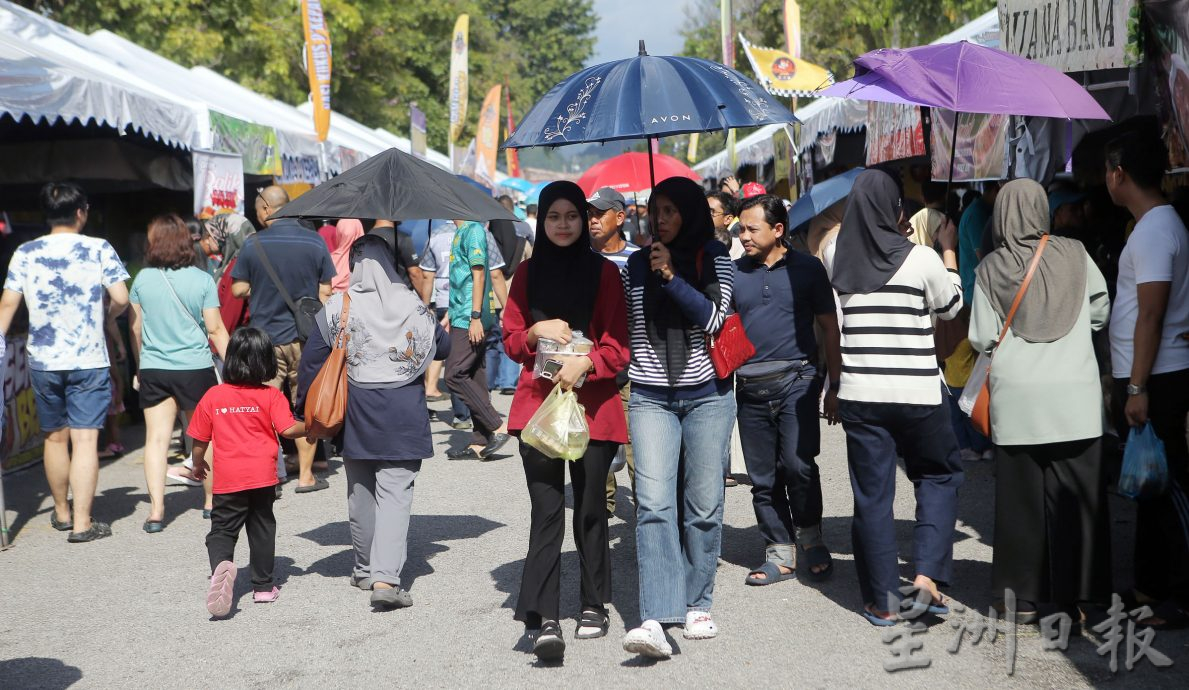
{"left": 206, "top": 486, "right": 277, "bottom": 592}
{"left": 444, "top": 327, "right": 503, "bottom": 445}
{"left": 1112, "top": 370, "right": 1189, "bottom": 606}
{"left": 515, "top": 440, "right": 617, "bottom": 626}
{"left": 992, "top": 438, "right": 1112, "bottom": 607}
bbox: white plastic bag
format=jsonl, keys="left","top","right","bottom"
{"left": 957, "top": 351, "right": 992, "bottom": 416}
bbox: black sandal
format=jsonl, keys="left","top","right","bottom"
{"left": 533, "top": 619, "right": 565, "bottom": 661}
{"left": 575, "top": 608, "right": 609, "bottom": 639}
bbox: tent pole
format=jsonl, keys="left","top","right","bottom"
{"left": 0, "top": 464, "right": 10, "bottom": 549}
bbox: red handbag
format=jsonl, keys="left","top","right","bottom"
{"left": 709, "top": 312, "right": 756, "bottom": 378}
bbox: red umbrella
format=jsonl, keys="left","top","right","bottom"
{"left": 576, "top": 152, "right": 701, "bottom": 196}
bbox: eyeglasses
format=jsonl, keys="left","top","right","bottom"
{"left": 709, "top": 209, "right": 726, "bottom": 217}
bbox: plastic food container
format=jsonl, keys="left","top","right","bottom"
{"left": 534, "top": 331, "right": 594, "bottom": 382}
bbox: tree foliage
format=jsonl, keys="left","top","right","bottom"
{"left": 17, "top": 0, "right": 596, "bottom": 152}
{"left": 678, "top": 0, "right": 994, "bottom": 161}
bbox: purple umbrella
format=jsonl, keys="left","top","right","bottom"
{"left": 820, "top": 41, "right": 1109, "bottom": 200}
{"left": 820, "top": 41, "right": 1109, "bottom": 119}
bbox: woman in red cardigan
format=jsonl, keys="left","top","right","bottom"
{"left": 502, "top": 181, "right": 630, "bottom": 661}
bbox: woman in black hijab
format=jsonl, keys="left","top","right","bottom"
{"left": 620, "top": 177, "right": 737, "bottom": 660}
{"left": 501, "top": 181, "right": 630, "bottom": 661}
{"left": 826, "top": 169, "right": 967, "bottom": 626}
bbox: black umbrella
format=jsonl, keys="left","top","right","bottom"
{"left": 270, "top": 148, "right": 518, "bottom": 222}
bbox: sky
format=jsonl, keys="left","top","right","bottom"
{"left": 588, "top": 0, "right": 695, "bottom": 66}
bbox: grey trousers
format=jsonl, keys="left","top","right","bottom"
{"left": 344, "top": 458, "right": 422, "bottom": 587}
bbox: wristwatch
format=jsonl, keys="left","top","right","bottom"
{"left": 470, "top": 311, "right": 482, "bottom": 320}
{"left": 1126, "top": 383, "right": 1147, "bottom": 396}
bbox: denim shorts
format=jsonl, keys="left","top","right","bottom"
{"left": 31, "top": 367, "right": 112, "bottom": 432}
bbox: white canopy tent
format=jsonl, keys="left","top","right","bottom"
{"left": 0, "top": 0, "right": 205, "bottom": 148}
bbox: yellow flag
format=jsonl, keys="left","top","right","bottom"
{"left": 687, "top": 132, "right": 700, "bottom": 163}
{"left": 448, "top": 15, "right": 470, "bottom": 145}
{"left": 738, "top": 34, "right": 831, "bottom": 97}
{"left": 476, "top": 85, "right": 501, "bottom": 185}
{"left": 784, "top": 0, "right": 802, "bottom": 58}
{"left": 301, "top": 0, "right": 332, "bottom": 141}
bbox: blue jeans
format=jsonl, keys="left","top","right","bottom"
{"left": 630, "top": 386, "right": 736, "bottom": 623}
{"left": 735, "top": 366, "right": 823, "bottom": 566}
{"left": 484, "top": 319, "right": 521, "bottom": 391}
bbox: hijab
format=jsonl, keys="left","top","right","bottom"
{"left": 527, "top": 181, "right": 604, "bottom": 334}
{"left": 320, "top": 235, "right": 436, "bottom": 389}
{"left": 831, "top": 169, "right": 913, "bottom": 295}
{"left": 908, "top": 207, "right": 944, "bottom": 247}
{"left": 644, "top": 176, "right": 723, "bottom": 386}
{"left": 975, "top": 179, "right": 1087, "bottom": 343}
{"left": 331, "top": 219, "right": 365, "bottom": 292}
{"left": 205, "top": 212, "right": 255, "bottom": 278}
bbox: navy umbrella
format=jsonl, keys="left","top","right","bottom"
{"left": 787, "top": 168, "right": 865, "bottom": 230}
{"left": 504, "top": 42, "right": 797, "bottom": 195}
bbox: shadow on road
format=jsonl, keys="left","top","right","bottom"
{"left": 0, "top": 657, "right": 83, "bottom": 689}
{"left": 298, "top": 514, "right": 504, "bottom": 591}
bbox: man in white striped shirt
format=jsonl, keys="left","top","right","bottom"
{"left": 825, "top": 169, "right": 965, "bottom": 626}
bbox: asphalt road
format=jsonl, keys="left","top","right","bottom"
{"left": 1, "top": 394, "right": 1186, "bottom": 688}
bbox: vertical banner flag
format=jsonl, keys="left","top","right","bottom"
{"left": 687, "top": 132, "right": 700, "bottom": 163}
{"left": 410, "top": 104, "right": 427, "bottom": 160}
{"left": 505, "top": 84, "right": 521, "bottom": 178}
{"left": 300, "top": 0, "right": 332, "bottom": 142}
{"left": 720, "top": 0, "right": 734, "bottom": 68}
{"left": 784, "top": 0, "right": 802, "bottom": 57}
{"left": 193, "top": 149, "right": 245, "bottom": 217}
{"left": 727, "top": 129, "right": 738, "bottom": 172}
{"left": 448, "top": 15, "right": 470, "bottom": 148}
{"left": 476, "top": 84, "right": 501, "bottom": 186}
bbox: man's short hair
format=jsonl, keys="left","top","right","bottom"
{"left": 41, "top": 182, "right": 87, "bottom": 227}
{"left": 921, "top": 181, "right": 946, "bottom": 206}
{"left": 1105, "top": 130, "right": 1168, "bottom": 191}
{"left": 526, "top": 204, "right": 537, "bottom": 216}
{"left": 706, "top": 191, "right": 738, "bottom": 217}
{"left": 738, "top": 194, "right": 788, "bottom": 230}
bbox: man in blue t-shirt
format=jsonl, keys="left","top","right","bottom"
{"left": 231, "top": 186, "right": 335, "bottom": 492}
{"left": 732, "top": 194, "right": 842, "bottom": 585}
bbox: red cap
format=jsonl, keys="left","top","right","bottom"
{"left": 741, "top": 182, "right": 767, "bottom": 198}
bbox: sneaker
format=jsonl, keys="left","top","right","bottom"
{"left": 206, "top": 561, "right": 237, "bottom": 617}
{"left": 683, "top": 611, "right": 718, "bottom": 640}
{"left": 981, "top": 449, "right": 994, "bottom": 462}
{"left": 451, "top": 419, "right": 473, "bottom": 430}
{"left": 253, "top": 586, "right": 281, "bottom": 603}
{"left": 350, "top": 575, "right": 375, "bottom": 590}
{"left": 623, "top": 619, "right": 672, "bottom": 659}
{"left": 533, "top": 620, "right": 565, "bottom": 661}
{"left": 959, "top": 449, "right": 982, "bottom": 463}
{"left": 66, "top": 521, "right": 112, "bottom": 543}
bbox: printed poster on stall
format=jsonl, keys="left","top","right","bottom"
{"left": 209, "top": 112, "right": 281, "bottom": 176}
{"left": 193, "top": 149, "right": 245, "bottom": 218}
{"left": 2, "top": 336, "right": 44, "bottom": 470}
{"left": 866, "top": 102, "right": 925, "bottom": 166}
{"left": 772, "top": 128, "right": 792, "bottom": 183}
{"left": 1144, "top": 0, "right": 1189, "bottom": 167}
{"left": 930, "top": 109, "right": 1009, "bottom": 182}
{"left": 410, "top": 105, "right": 428, "bottom": 160}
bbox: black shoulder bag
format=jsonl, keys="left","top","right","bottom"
{"left": 250, "top": 236, "right": 323, "bottom": 342}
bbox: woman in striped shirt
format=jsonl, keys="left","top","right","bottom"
{"left": 826, "top": 169, "right": 965, "bottom": 626}
{"left": 620, "top": 177, "right": 735, "bottom": 659}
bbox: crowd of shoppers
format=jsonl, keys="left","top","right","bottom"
{"left": 4, "top": 125, "right": 1187, "bottom": 661}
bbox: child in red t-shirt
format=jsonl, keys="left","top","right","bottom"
{"left": 190, "top": 328, "right": 305, "bottom": 618}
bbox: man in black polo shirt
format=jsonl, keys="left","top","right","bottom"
{"left": 231, "top": 185, "right": 336, "bottom": 493}
{"left": 733, "top": 194, "right": 842, "bottom": 585}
